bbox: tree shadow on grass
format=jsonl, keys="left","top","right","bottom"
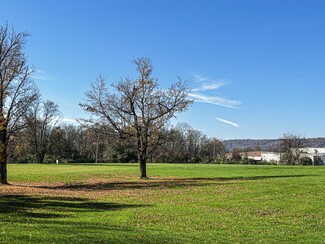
{"left": 0, "top": 195, "right": 148, "bottom": 218}
{"left": 28, "top": 174, "right": 315, "bottom": 192}
{"left": 0, "top": 195, "right": 159, "bottom": 243}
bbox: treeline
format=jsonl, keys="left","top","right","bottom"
{"left": 6, "top": 99, "right": 319, "bottom": 166}
{"left": 8, "top": 100, "right": 319, "bottom": 165}
{"left": 8, "top": 111, "right": 226, "bottom": 164}
{"left": 7, "top": 100, "right": 320, "bottom": 166}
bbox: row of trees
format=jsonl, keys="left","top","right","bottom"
{"left": 10, "top": 114, "right": 312, "bottom": 167}
{"left": 9, "top": 120, "right": 226, "bottom": 165}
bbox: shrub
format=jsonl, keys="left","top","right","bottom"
{"left": 300, "top": 157, "right": 313, "bottom": 166}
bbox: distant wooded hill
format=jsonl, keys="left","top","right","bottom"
{"left": 223, "top": 138, "right": 325, "bottom": 151}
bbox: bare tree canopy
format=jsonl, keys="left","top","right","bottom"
{"left": 80, "top": 57, "right": 192, "bottom": 178}
{"left": 279, "top": 133, "right": 307, "bottom": 165}
{"left": 25, "top": 99, "right": 61, "bottom": 164}
{"left": 0, "top": 23, "right": 39, "bottom": 184}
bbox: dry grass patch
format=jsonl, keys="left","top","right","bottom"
{"left": 0, "top": 177, "right": 235, "bottom": 199}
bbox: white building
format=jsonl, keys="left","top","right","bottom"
{"left": 298, "top": 148, "right": 325, "bottom": 165}
{"left": 261, "top": 152, "right": 281, "bottom": 162}
{"left": 241, "top": 151, "right": 280, "bottom": 162}
{"left": 242, "top": 149, "right": 325, "bottom": 165}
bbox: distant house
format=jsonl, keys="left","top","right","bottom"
{"left": 241, "top": 151, "right": 280, "bottom": 162}
{"left": 298, "top": 148, "right": 325, "bottom": 165}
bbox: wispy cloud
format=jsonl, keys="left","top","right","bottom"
{"left": 193, "top": 74, "right": 209, "bottom": 83}
{"left": 216, "top": 117, "right": 239, "bottom": 128}
{"left": 51, "top": 116, "right": 79, "bottom": 126}
{"left": 192, "top": 82, "right": 225, "bottom": 92}
{"left": 33, "top": 69, "right": 55, "bottom": 81}
{"left": 188, "top": 92, "right": 241, "bottom": 108}
{"left": 33, "top": 69, "right": 77, "bottom": 85}
{"left": 190, "top": 73, "right": 241, "bottom": 108}
{"left": 192, "top": 74, "right": 226, "bottom": 92}
{"left": 193, "top": 128, "right": 206, "bottom": 133}
{"left": 61, "top": 117, "right": 79, "bottom": 125}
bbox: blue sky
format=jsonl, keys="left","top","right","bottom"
{"left": 1, "top": 0, "right": 325, "bottom": 139}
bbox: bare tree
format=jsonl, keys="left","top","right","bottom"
{"left": 230, "top": 148, "right": 242, "bottom": 163}
{"left": 278, "top": 133, "right": 307, "bottom": 165}
{"left": 153, "top": 123, "right": 189, "bottom": 163}
{"left": 200, "top": 136, "right": 225, "bottom": 163}
{"left": 25, "top": 100, "right": 61, "bottom": 164}
{"left": 80, "top": 57, "right": 192, "bottom": 178}
{"left": 186, "top": 128, "right": 203, "bottom": 162}
{"left": 0, "top": 23, "right": 38, "bottom": 184}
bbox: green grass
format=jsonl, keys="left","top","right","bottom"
{"left": 1, "top": 163, "right": 325, "bottom": 243}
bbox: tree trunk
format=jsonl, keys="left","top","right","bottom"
{"left": 0, "top": 160, "right": 7, "bottom": 184}
{"left": 36, "top": 153, "right": 45, "bottom": 164}
{"left": 0, "top": 127, "right": 8, "bottom": 184}
{"left": 137, "top": 134, "right": 148, "bottom": 179}
{"left": 139, "top": 157, "right": 147, "bottom": 179}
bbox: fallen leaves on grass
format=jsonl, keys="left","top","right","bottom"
{"left": 0, "top": 177, "right": 234, "bottom": 198}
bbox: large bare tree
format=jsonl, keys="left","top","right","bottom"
{"left": 80, "top": 57, "right": 192, "bottom": 178}
{"left": 0, "top": 23, "right": 38, "bottom": 184}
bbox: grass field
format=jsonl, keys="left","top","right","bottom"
{"left": 0, "top": 163, "right": 324, "bottom": 243}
